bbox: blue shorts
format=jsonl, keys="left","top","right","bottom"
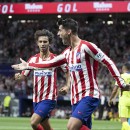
{"left": 33, "top": 99, "right": 56, "bottom": 119}
{"left": 71, "top": 96, "right": 100, "bottom": 129}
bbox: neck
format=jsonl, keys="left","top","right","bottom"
{"left": 40, "top": 50, "right": 50, "bottom": 59}
{"left": 70, "top": 35, "right": 81, "bottom": 49}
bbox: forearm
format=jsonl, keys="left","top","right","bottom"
{"left": 65, "top": 71, "right": 70, "bottom": 89}
{"left": 109, "top": 86, "right": 119, "bottom": 101}
{"left": 110, "top": 87, "right": 118, "bottom": 100}
{"left": 102, "top": 58, "right": 125, "bottom": 88}
{"left": 28, "top": 54, "right": 67, "bottom": 69}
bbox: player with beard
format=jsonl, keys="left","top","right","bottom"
{"left": 12, "top": 18, "right": 130, "bottom": 130}
{"left": 14, "top": 29, "right": 69, "bottom": 130}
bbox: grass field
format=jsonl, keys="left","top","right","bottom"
{"left": 0, "top": 117, "right": 121, "bottom": 130}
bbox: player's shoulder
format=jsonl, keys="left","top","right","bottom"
{"left": 31, "top": 53, "right": 40, "bottom": 58}
{"left": 50, "top": 52, "right": 57, "bottom": 58}
{"left": 27, "top": 53, "right": 40, "bottom": 62}
{"left": 81, "top": 40, "right": 96, "bottom": 47}
{"left": 62, "top": 46, "right": 71, "bottom": 54}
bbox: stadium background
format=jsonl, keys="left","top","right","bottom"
{"left": 0, "top": 0, "right": 130, "bottom": 129}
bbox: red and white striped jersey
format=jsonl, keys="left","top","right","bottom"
{"left": 28, "top": 40, "right": 125, "bottom": 104}
{"left": 22, "top": 53, "right": 68, "bottom": 103}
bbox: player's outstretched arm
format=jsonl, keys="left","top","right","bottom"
{"left": 12, "top": 58, "right": 29, "bottom": 70}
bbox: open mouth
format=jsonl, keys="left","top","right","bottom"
{"left": 41, "top": 47, "right": 46, "bottom": 49}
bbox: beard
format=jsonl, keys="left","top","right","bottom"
{"left": 62, "top": 34, "right": 71, "bottom": 45}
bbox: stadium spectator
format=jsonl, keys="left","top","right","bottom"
{"left": 3, "top": 94, "right": 11, "bottom": 116}
{"left": 11, "top": 18, "right": 130, "bottom": 130}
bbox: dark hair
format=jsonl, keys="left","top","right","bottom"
{"left": 57, "top": 18, "right": 78, "bottom": 35}
{"left": 34, "top": 29, "right": 54, "bottom": 44}
{"left": 124, "top": 62, "right": 130, "bottom": 70}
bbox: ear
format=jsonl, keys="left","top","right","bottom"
{"left": 67, "top": 29, "right": 72, "bottom": 35}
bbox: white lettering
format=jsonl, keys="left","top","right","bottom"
{"left": 127, "top": 3, "right": 130, "bottom": 11}
{"left": 93, "top": 2, "right": 112, "bottom": 11}
{"left": 1, "top": 4, "right": 14, "bottom": 14}
{"left": 25, "top": 3, "right": 43, "bottom": 12}
{"left": 57, "top": 4, "right": 63, "bottom": 12}
{"left": 25, "top": 3, "right": 43, "bottom": 10}
{"left": 65, "top": 4, "right": 71, "bottom": 13}
{"left": 73, "top": 3, "right": 77, "bottom": 12}
{"left": 2, "top": 5, "right": 8, "bottom": 14}
{"left": 10, "top": 4, "right": 14, "bottom": 13}
{"left": 57, "top": 3, "right": 77, "bottom": 13}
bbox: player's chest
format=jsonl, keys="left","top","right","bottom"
{"left": 66, "top": 49, "right": 86, "bottom": 64}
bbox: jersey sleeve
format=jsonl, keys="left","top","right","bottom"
{"left": 21, "top": 57, "right": 33, "bottom": 76}
{"left": 28, "top": 54, "right": 67, "bottom": 69}
{"left": 84, "top": 42, "right": 125, "bottom": 88}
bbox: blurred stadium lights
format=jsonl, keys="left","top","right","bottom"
{"left": 8, "top": 15, "right": 12, "bottom": 19}
{"left": 107, "top": 21, "right": 113, "bottom": 25}
{"left": 122, "top": 21, "right": 125, "bottom": 25}
{"left": 20, "top": 20, "right": 26, "bottom": 23}
{"left": 57, "top": 15, "right": 62, "bottom": 18}
{"left": 109, "top": 14, "right": 112, "bottom": 17}
{"left": 102, "top": 21, "right": 105, "bottom": 24}
{"left": 85, "top": 21, "right": 88, "bottom": 24}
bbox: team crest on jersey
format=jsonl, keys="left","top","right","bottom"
{"left": 69, "top": 63, "right": 82, "bottom": 72}
{"left": 34, "top": 70, "right": 52, "bottom": 77}
{"left": 76, "top": 52, "right": 81, "bottom": 59}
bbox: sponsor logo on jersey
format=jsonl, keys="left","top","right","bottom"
{"left": 69, "top": 64, "right": 82, "bottom": 72}
{"left": 34, "top": 70, "right": 52, "bottom": 76}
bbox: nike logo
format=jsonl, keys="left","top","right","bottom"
{"left": 38, "top": 110, "right": 44, "bottom": 114}
{"left": 78, "top": 111, "right": 82, "bottom": 114}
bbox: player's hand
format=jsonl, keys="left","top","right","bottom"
{"left": 59, "top": 86, "right": 69, "bottom": 95}
{"left": 108, "top": 99, "right": 113, "bottom": 107}
{"left": 15, "top": 73, "right": 21, "bottom": 80}
{"left": 12, "top": 58, "right": 28, "bottom": 70}
{"left": 121, "top": 84, "right": 130, "bottom": 91}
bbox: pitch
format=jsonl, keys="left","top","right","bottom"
{"left": 0, "top": 117, "right": 121, "bottom": 130}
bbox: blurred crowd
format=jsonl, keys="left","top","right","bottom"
{"left": 0, "top": 17, "right": 130, "bottom": 119}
